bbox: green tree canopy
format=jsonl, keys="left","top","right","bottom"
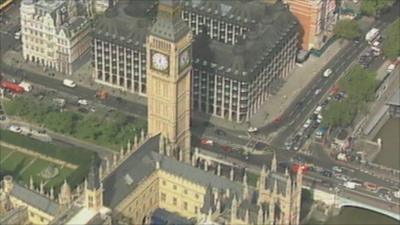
{"left": 322, "top": 65, "right": 377, "bottom": 128}
{"left": 339, "top": 65, "right": 377, "bottom": 105}
{"left": 322, "top": 100, "right": 356, "bottom": 128}
{"left": 333, "top": 19, "right": 361, "bottom": 40}
{"left": 383, "top": 18, "right": 400, "bottom": 60}
{"left": 361, "top": 0, "right": 394, "bottom": 16}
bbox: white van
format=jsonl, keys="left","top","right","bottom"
{"left": 18, "top": 81, "right": 32, "bottom": 92}
{"left": 323, "top": 68, "right": 332, "bottom": 78}
{"left": 62, "top": 79, "right": 76, "bottom": 88}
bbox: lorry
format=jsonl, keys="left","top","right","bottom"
{"left": 18, "top": 81, "right": 32, "bottom": 92}
{"left": 0, "top": 80, "right": 24, "bottom": 93}
{"left": 365, "top": 28, "right": 380, "bottom": 43}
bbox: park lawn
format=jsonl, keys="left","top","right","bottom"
{"left": 45, "top": 167, "right": 75, "bottom": 188}
{"left": 0, "top": 150, "right": 34, "bottom": 172}
{"left": 19, "top": 159, "right": 52, "bottom": 185}
{"left": 0, "top": 146, "right": 13, "bottom": 158}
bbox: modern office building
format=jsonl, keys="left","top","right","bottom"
{"left": 93, "top": 0, "right": 299, "bottom": 122}
{"left": 20, "top": 0, "right": 92, "bottom": 75}
{"left": 284, "top": 0, "right": 337, "bottom": 51}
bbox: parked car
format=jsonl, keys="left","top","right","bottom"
{"left": 9, "top": 125, "right": 22, "bottom": 133}
{"left": 332, "top": 166, "right": 343, "bottom": 173}
{"left": 62, "top": 79, "right": 76, "bottom": 88}
{"left": 314, "top": 89, "right": 322, "bottom": 95}
{"left": 200, "top": 139, "right": 214, "bottom": 146}
{"left": 284, "top": 138, "right": 293, "bottom": 151}
{"left": 215, "top": 129, "right": 226, "bottom": 136}
{"left": 323, "top": 68, "right": 333, "bottom": 78}
{"left": 248, "top": 127, "right": 258, "bottom": 133}
{"left": 303, "top": 119, "right": 312, "bottom": 128}
{"left": 78, "top": 99, "right": 88, "bottom": 105}
{"left": 321, "top": 170, "right": 333, "bottom": 177}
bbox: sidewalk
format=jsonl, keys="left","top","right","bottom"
{"left": 249, "top": 39, "right": 349, "bottom": 128}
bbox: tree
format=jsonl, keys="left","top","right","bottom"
{"left": 333, "top": 19, "right": 360, "bottom": 40}
{"left": 383, "top": 18, "right": 400, "bottom": 60}
{"left": 45, "top": 112, "right": 80, "bottom": 134}
{"left": 361, "top": 0, "right": 394, "bottom": 16}
{"left": 339, "top": 65, "right": 377, "bottom": 104}
{"left": 322, "top": 100, "right": 356, "bottom": 128}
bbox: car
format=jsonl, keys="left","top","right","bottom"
{"left": 314, "top": 89, "right": 322, "bottom": 95}
{"left": 78, "top": 99, "right": 88, "bottom": 105}
{"left": 38, "top": 129, "right": 47, "bottom": 134}
{"left": 248, "top": 127, "right": 258, "bottom": 133}
{"left": 314, "top": 106, "right": 322, "bottom": 114}
{"left": 62, "top": 79, "right": 76, "bottom": 88}
{"left": 364, "top": 182, "right": 378, "bottom": 192}
{"left": 90, "top": 107, "right": 96, "bottom": 112}
{"left": 303, "top": 119, "right": 312, "bottom": 128}
{"left": 316, "top": 114, "right": 323, "bottom": 124}
{"left": 200, "top": 139, "right": 214, "bottom": 146}
{"left": 321, "top": 170, "right": 333, "bottom": 177}
{"left": 293, "top": 142, "right": 301, "bottom": 151}
{"left": 0, "top": 115, "right": 6, "bottom": 121}
{"left": 9, "top": 125, "right": 22, "bottom": 133}
{"left": 335, "top": 173, "right": 349, "bottom": 181}
{"left": 294, "top": 156, "right": 306, "bottom": 164}
{"left": 321, "top": 99, "right": 329, "bottom": 107}
{"left": 215, "top": 129, "right": 226, "bottom": 136}
{"left": 284, "top": 138, "right": 293, "bottom": 150}
{"left": 78, "top": 108, "right": 89, "bottom": 113}
{"left": 323, "top": 68, "right": 332, "bottom": 78}
{"left": 332, "top": 166, "right": 343, "bottom": 173}
{"left": 222, "top": 145, "right": 231, "bottom": 152}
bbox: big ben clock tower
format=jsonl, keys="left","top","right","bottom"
{"left": 146, "top": 0, "right": 192, "bottom": 163}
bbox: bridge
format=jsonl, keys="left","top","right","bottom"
{"left": 304, "top": 183, "right": 400, "bottom": 221}
{"left": 195, "top": 148, "right": 400, "bottom": 222}
{"left": 338, "top": 197, "right": 400, "bottom": 221}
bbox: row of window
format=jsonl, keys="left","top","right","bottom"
{"left": 160, "top": 192, "right": 199, "bottom": 213}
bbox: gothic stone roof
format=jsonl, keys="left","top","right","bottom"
{"left": 102, "top": 134, "right": 244, "bottom": 209}
{"left": 10, "top": 184, "right": 60, "bottom": 216}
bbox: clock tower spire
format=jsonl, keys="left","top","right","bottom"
{"left": 146, "top": 0, "right": 192, "bottom": 163}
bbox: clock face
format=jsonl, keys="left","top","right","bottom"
{"left": 179, "top": 47, "right": 191, "bottom": 71}
{"left": 152, "top": 52, "right": 169, "bottom": 72}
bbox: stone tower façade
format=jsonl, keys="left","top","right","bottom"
{"left": 146, "top": 0, "right": 192, "bottom": 163}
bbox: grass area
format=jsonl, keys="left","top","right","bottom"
{"left": 3, "top": 95, "right": 147, "bottom": 151}
{"left": 45, "top": 167, "right": 75, "bottom": 188}
{"left": 0, "top": 129, "right": 97, "bottom": 189}
{"left": 0, "top": 146, "right": 76, "bottom": 188}
{"left": 0, "top": 146, "right": 13, "bottom": 159}
{"left": 0, "top": 150, "right": 32, "bottom": 172}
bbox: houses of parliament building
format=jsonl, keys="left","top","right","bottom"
{"left": 0, "top": 1, "right": 303, "bottom": 225}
